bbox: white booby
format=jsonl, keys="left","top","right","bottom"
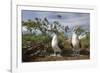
{"left": 48, "top": 24, "right": 62, "bottom": 57}
{"left": 71, "top": 26, "right": 81, "bottom": 56}
{"left": 51, "top": 33, "right": 61, "bottom": 57}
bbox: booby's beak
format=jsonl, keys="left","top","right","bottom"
{"left": 65, "top": 26, "right": 69, "bottom": 32}
{"left": 73, "top": 25, "right": 80, "bottom": 32}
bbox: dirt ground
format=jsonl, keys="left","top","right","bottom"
{"left": 23, "top": 54, "right": 89, "bottom": 62}
{"left": 31, "top": 55, "right": 89, "bottom": 62}
{"left": 22, "top": 48, "right": 90, "bottom": 62}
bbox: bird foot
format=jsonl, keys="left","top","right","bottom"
{"left": 57, "top": 54, "right": 62, "bottom": 57}
{"left": 50, "top": 54, "right": 56, "bottom": 56}
{"left": 72, "top": 51, "right": 80, "bottom": 57}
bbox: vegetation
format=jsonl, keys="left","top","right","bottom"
{"left": 22, "top": 17, "right": 90, "bottom": 62}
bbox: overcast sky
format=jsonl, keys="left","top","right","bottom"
{"left": 22, "top": 10, "right": 90, "bottom": 33}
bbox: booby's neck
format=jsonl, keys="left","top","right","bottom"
{"left": 52, "top": 33, "right": 57, "bottom": 41}
{"left": 72, "top": 32, "right": 78, "bottom": 39}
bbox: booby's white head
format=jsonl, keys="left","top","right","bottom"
{"left": 72, "top": 25, "right": 80, "bottom": 39}
{"left": 72, "top": 25, "right": 80, "bottom": 34}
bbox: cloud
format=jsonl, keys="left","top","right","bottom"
{"left": 22, "top": 10, "right": 90, "bottom": 31}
